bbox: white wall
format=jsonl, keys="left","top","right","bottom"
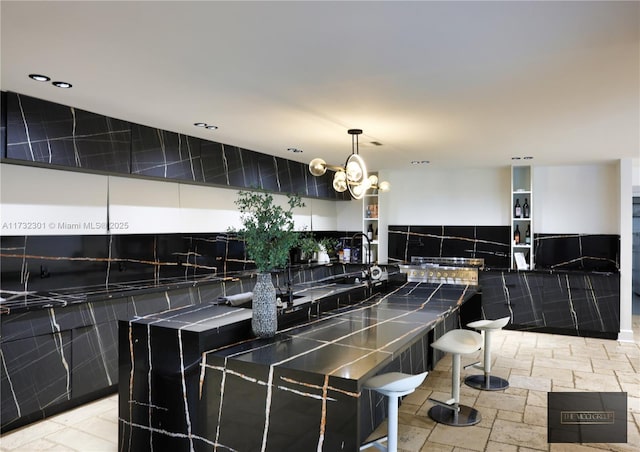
{"left": 533, "top": 163, "right": 619, "bottom": 234}
{"left": 0, "top": 164, "right": 108, "bottom": 235}
{"left": 0, "top": 163, "right": 349, "bottom": 235}
{"left": 382, "top": 166, "right": 510, "bottom": 225}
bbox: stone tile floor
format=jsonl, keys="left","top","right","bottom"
{"left": 1, "top": 317, "right": 638, "bottom": 451}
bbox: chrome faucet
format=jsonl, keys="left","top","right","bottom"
{"left": 351, "top": 232, "right": 372, "bottom": 280}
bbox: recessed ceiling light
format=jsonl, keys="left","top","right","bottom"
{"left": 411, "top": 160, "right": 429, "bottom": 165}
{"left": 287, "top": 148, "right": 303, "bottom": 153}
{"left": 205, "top": 125, "right": 218, "bottom": 130}
{"left": 29, "top": 74, "right": 50, "bottom": 82}
{"left": 523, "top": 156, "right": 534, "bottom": 160}
{"left": 511, "top": 156, "right": 522, "bottom": 160}
{"left": 194, "top": 122, "right": 207, "bottom": 127}
{"left": 52, "top": 81, "right": 72, "bottom": 88}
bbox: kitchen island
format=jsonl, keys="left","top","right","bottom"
{"left": 118, "top": 280, "right": 478, "bottom": 451}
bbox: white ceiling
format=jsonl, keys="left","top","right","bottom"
{"left": 1, "top": 1, "right": 638, "bottom": 171}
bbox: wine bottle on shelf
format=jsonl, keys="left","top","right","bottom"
{"left": 514, "top": 225, "right": 521, "bottom": 244}
{"left": 523, "top": 198, "right": 530, "bottom": 218}
{"left": 367, "top": 223, "right": 373, "bottom": 241}
{"left": 366, "top": 205, "right": 371, "bottom": 218}
{"left": 525, "top": 225, "right": 531, "bottom": 244}
{"left": 514, "top": 198, "right": 522, "bottom": 218}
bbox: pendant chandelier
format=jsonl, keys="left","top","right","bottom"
{"left": 308, "top": 129, "right": 391, "bottom": 200}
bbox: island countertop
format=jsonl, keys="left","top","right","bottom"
{"left": 196, "top": 282, "right": 477, "bottom": 451}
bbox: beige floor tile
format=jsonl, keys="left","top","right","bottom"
{"left": 48, "top": 398, "right": 116, "bottom": 427}
{"left": 0, "top": 438, "right": 73, "bottom": 451}
{"left": 489, "top": 419, "right": 548, "bottom": 450}
{"left": 496, "top": 410, "right": 523, "bottom": 422}
{"left": 531, "top": 365, "right": 573, "bottom": 382}
{"left": 483, "top": 441, "right": 518, "bottom": 452}
{"left": 475, "top": 391, "right": 527, "bottom": 414}
{"left": 0, "top": 420, "right": 65, "bottom": 450}
{"left": 419, "top": 442, "right": 454, "bottom": 452}
{"left": 476, "top": 406, "right": 497, "bottom": 429}
{"left": 591, "top": 357, "right": 636, "bottom": 373}
{"left": 494, "top": 356, "right": 533, "bottom": 371}
{"left": 571, "top": 344, "right": 609, "bottom": 359}
{"left": 523, "top": 405, "right": 547, "bottom": 427}
{"left": 427, "top": 423, "right": 490, "bottom": 451}
{"left": 44, "top": 427, "right": 115, "bottom": 451}
{"left": 534, "top": 356, "right": 593, "bottom": 372}
{"left": 550, "top": 445, "right": 610, "bottom": 451}
{"left": 396, "top": 425, "right": 429, "bottom": 452}
{"left": 71, "top": 416, "right": 117, "bottom": 443}
{"left": 509, "top": 374, "right": 551, "bottom": 392}
{"left": 403, "top": 388, "right": 431, "bottom": 407}
{"left": 574, "top": 370, "right": 622, "bottom": 391}
{"left": 527, "top": 390, "right": 549, "bottom": 408}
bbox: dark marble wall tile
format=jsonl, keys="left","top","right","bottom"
{"left": 0, "top": 231, "right": 354, "bottom": 312}
{"left": 388, "top": 225, "right": 511, "bottom": 268}
{"left": 130, "top": 123, "right": 202, "bottom": 181}
{"left": 534, "top": 233, "right": 619, "bottom": 272}
{"left": 6, "top": 92, "right": 131, "bottom": 173}
{"left": 1, "top": 91, "right": 6, "bottom": 158}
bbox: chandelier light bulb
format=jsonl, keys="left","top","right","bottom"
{"left": 378, "top": 180, "right": 391, "bottom": 192}
{"left": 368, "top": 174, "right": 378, "bottom": 186}
{"left": 351, "top": 183, "right": 364, "bottom": 198}
{"left": 309, "top": 158, "right": 327, "bottom": 176}
{"left": 333, "top": 175, "right": 348, "bottom": 192}
{"left": 346, "top": 160, "right": 362, "bottom": 182}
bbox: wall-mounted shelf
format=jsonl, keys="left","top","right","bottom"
{"left": 511, "top": 166, "right": 533, "bottom": 269}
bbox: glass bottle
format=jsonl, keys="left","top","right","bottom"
{"left": 514, "top": 198, "right": 522, "bottom": 218}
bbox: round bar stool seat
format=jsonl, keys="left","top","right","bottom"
{"left": 428, "top": 329, "right": 483, "bottom": 427}
{"left": 360, "top": 371, "right": 428, "bottom": 452}
{"left": 464, "top": 317, "right": 510, "bottom": 391}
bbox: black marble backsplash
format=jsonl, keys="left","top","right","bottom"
{"left": 388, "top": 225, "right": 511, "bottom": 268}
{"left": 534, "top": 233, "right": 619, "bottom": 272}
{"left": 387, "top": 226, "right": 620, "bottom": 273}
{"left": 0, "top": 230, "right": 357, "bottom": 312}
{"left": 2, "top": 91, "right": 346, "bottom": 200}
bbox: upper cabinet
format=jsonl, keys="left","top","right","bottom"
{"left": 511, "top": 165, "right": 533, "bottom": 269}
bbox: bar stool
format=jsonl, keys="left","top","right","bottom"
{"left": 464, "top": 317, "right": 510, "bottom": 391}
{"left": 428, "top": 329, "right": 483, "bottom": 426}
{"left": 360, "top": 371, "right": 428, "bottom": 452}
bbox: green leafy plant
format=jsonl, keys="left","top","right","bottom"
{"left": 298, "top": 231, "right": 320, "bottom": 261}
{"left": 318, "top": 237, "right": 340, "bottom": 258}
{"left": 231, "top": 190, "right": 305, "bottom": 272}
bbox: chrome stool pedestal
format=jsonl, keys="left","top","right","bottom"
{"left": 464, "top": 317, "right": 510, "bottom": 391}
{"left": 428, "top": 329, "right": 483, "bottom": 427}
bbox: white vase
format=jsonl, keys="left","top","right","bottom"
{"left": 252, "top": 272, "right": 277, "bottom": 338}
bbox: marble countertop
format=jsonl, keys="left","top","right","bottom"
{"left": 205, "top": 282, "right": 476, "bottom": 382}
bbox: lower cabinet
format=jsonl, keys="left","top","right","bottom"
{"left": 479, "top": 270, "right": 619, "bottom": 339}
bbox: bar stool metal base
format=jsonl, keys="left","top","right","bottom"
{"left": 360, "top": 435, "right": 387, "bottom": 451}
{"left": 428, "top": 404, "right": 481, "bottom": 427}
{"left": 464, "top": 374, "right": 509, "bottom": 391}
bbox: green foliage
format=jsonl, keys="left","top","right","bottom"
{"left": 298, "top": 231, "right": 320, "bottom": 259}
{"left": 319, "top": 237, "right": 340, "bottom": 257}
{"left": 232, "top": 190, "right": 305, "bottom": 272}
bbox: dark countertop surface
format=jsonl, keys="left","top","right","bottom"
{"left": 204, "top": 282, "right": 477, "bottom": 382}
